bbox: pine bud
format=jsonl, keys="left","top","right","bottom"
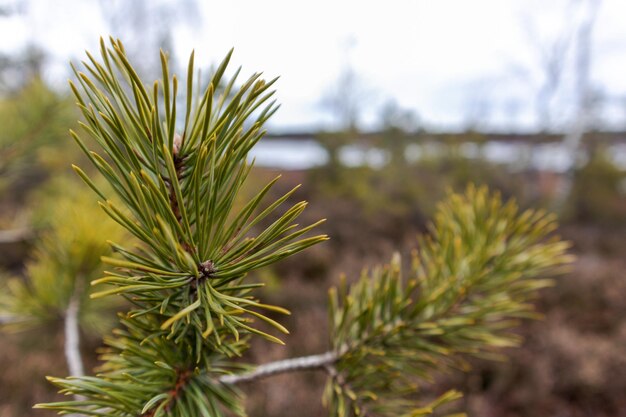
{"left": 173, "top": 133, "right": 182, "bottom": 156}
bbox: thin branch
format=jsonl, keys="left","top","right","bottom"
{"left": 65, "top": 294, "right": 87, "bottom": 417}
{"left": 64, "top": 296, "right": 84, "bottom": 377}
{"left": 0, "top": 227, "right": 33, "bottom": 244}
{"left": 219, "top": 350, "right": 339, "bottom": 385}
{"left": 0, "top": 315, "right": 21, "bottom": 324}
{"left": 64, "top": 295, "right": 86, "bottom": 404}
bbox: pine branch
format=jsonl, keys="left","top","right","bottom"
{"left": 324, "top": 185, "right": 573, "bottom": 417}
{"left": 219, "top": 351, "right": 340, "bottom": 385}
{"left": 33, "top": 38, "right": 573, "bottom": 417}
{"left": 0, "top": 227, "right": 33, "bottom": 244}
{"left": 66, "top": 38, "right": 326, "bottom": 348}
{"left": 37, "top": 39, "right": 326, "bottom": 417}
{"left": 0, "top": 315, "right": 21, "bottom": 324}
{"left": 64, "top": 295, "right": 87, "bottom": 405}
{"left": 63, "top": 295, "right": 85, "bottom": 378}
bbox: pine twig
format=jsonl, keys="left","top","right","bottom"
{"left": 0, "top": 315, "right": 21, "bottom": 324}
{"left": 219, "top": 351, "right": 339, "bottom": 385}
{"left": 64, "top": 295, "right": 86, "bottom": 403}
{"left": 0, "top": 227, "right": 33, "bottom": 244}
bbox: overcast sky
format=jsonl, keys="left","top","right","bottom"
{"left": 1, "top": 0, "right": 625, "bottom": 132}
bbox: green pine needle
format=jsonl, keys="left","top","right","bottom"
{"left": 325, "top": 185, "right": 573, "bottom": 417}
{"left": 68, "top": 38, "right": 326, "bottom": 346}
{"left": 33, "top": 38, "right": 574, "bottom": 417}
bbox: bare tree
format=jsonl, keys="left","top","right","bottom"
{"left": 519, "top": 13, "right": 575, "bottom": 131}
{"left": 97, "top": 0, "right": 201, "bottom": 78}
{"left": 534, "top": 37, "right": 571, "bottom": 131}
{"left": 379, "top": 99, "right": 420, "bottom": 167}
{"left": 0, "top": 42, "right": 47, "bottom": 94}
{"left": 553, "top": 0, "right": 603, "bottom": 210}
{"left": 507, "top": 0, "right": 604, "bottom": 205}
{"left": 316, "top": 38, "right": 375, "bottom": 177}
{"left": 319, "top": 36, "right": 374, "bottom": 132}
{"left": 320, "top": 66, "right": 366, "bottom": 132}
{"left": 463, "top": 90, "right": 494, "bottom": 131}
{"left": 510, "top": 0, "right": 606, "bottom": 134}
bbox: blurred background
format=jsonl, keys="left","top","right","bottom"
{"left": 1, "top": 0, "right": 625, "bottom": 416}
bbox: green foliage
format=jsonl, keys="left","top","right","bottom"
{"left": 0, "top": 177, "right": 127, "bottom": 334}
{"left": 568, "top": 148, "right": 626, "bottom": 225}
{"left": 35, "top": 38, "right": 572, "bottom": 417}
{"left": 0, "top": 78, "right": 77, "bottom": 195}
{"left": 42, "top": 314, "right": 245, "bottom": 417}
{"left": 37, "top": 38, "right": 326, "bottom": 417}
{"left": 325, "top": 186, "right": 572, "bottom": 417}
{"left": 68, "top": 38, "right": 326, "bottom": 347}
